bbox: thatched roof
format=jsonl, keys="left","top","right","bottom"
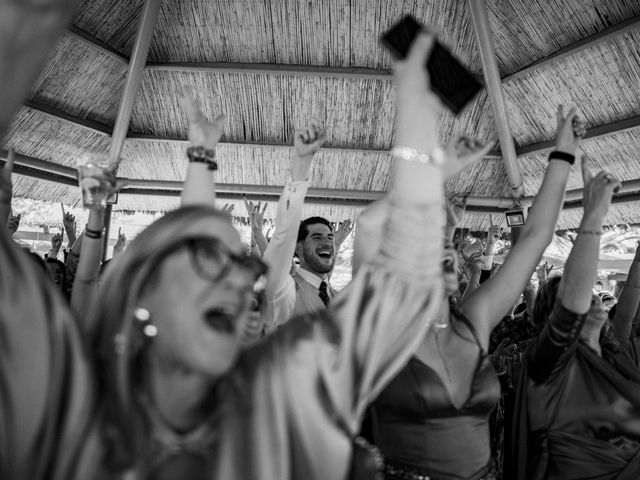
{"left": 3, "top": 0, "right": 640, "bottom": 232}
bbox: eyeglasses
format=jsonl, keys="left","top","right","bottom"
{"left": 182, "top": 237, "right": 268, "bottom": 285}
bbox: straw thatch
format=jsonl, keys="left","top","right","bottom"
{"left": 3, "top": 0, "right": 640, "bottom": 231}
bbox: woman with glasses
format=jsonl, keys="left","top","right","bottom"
{"left": 2, "top": 34, "right": 456, "bottom": 480}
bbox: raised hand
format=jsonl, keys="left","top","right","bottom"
{"left": 221, "top": 203, "right": 235, "bottom": 215}
{"left": 180, "top": 93, "right": 225, "bottom": 149}
{"left": 113, "top": 227, "right": 126, "bottom": 257}
{"left": 60, "top": 203, "right": 77, "bottom": 247}
{"left": 252, "top": 201, "right": 267, "bottom": 227}
{"left": 50, "top": 232, "right": 63, "bottom": 256}
{"left": 63, "top": 211, "right": 76, "bottom": 233}
{"left": 294, "top": 119, "right": 325, "bottom": 158}
{"left": 334, "top": 219, "right": 354, "bottom": 250}
{"left": 443, "top": 137, "right": 495, "bottom": 180}
{"left": 580, "top": 154, "right": 621, "bottom": 221}
{"left": 393, "top": 33, "right": 439, "bottom": 153}
{"left": 291, "top": 119, "right": 324, "bottom": 182}
{"left": 555, "top": 105, "right": 583, "bottom": 155}
{"left": 465, "top": 251, "right": 484, "bottom": 278}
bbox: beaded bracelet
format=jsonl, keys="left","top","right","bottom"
{"left": 85, "top": 227, "right": 102, "bottom": 239}
{"left": 390, "top": 146, "right": 445, "bottom": 166}
{"left": 548, "top": 150, "right": 575, "bottom": 165}
{"left": 187, "top": 146, "right": 218, "bottom": 171}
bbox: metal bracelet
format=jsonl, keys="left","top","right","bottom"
{"left": 390, "top": 146, "right": 445, "bottom": 166}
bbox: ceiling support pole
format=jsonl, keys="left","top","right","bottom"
{"left": 469, "top": 0, "right": 524, "bottom": 199}
{"left": 102, "top": 0, "right": 162, "bottom": 259}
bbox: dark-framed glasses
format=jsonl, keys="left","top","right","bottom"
{"left": 185, "top": 237, "right": 268, "bottom": 284}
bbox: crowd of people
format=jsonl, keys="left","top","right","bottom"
{"left": 2, "top": 2, "right": 640, "bottom": 480}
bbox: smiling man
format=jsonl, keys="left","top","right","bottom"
{"left": 262, "top": 121, "right": 338, "bottom": 330}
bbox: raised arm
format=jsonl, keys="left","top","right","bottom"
{"left": 47, "top": 232, "right": 63, "bottom": 260}
{"left": 70, "top": 208, "right": 104, "bottom": 322}
{"left": 262, "top": 121, "right": 323, "bottom": 324}
{"left": 320, "top": 33, "right": 489, "bottom": 430}
{"left": 611, "top": 244, "right": 640, "bottom": 343}
{"left": 179, "top": 95, "right": 225, "bottom": 207}
{"left": 333, "top": 219, "right": 354, "bottom": 253}
{"left": 112, "top": 227, "right": 127, "bottom": 258}
{"left": 529, "top": 155, "right": 620, "bottom": 382}
{"left": 244, "top": 197, "right": 269, "bottom": 257}
{"left": 462, "top": 106, "right": 583, "bottom": 339}
{"left": 63, "top": 210, "right": 77, "bottom": 248}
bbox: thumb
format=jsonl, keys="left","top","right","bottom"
{"left": 581, "top": 154, "right": 593, "bottom": 185}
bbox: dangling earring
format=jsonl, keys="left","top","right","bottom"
{"left": 433, "top": 300, "right": 450, "bottom": 329}
{"left": 135, "top": 307, "right": 158, "bottom": 338}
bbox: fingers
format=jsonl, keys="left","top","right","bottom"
{"left": 564, "top": 106, "right": 578, "bottom": 125}
{"left": 590, "top": 170, "right": 621, "bottom": 195}
{"left": 405, "top": 32, "right": 435, "bottom": 73}
{"left": 489, "top": 214, "right": 494, "bottom": 226}
{"left": 118, "top": 226, "right": 122, "bottom": 237}
{"left": 556, "top": 105, "right": 564, "bottom": 129}
{"left": 308, "top": 118, "right": 325, "bottom": 141}
{"left": 243, "top": 195, "right": 252, "bottom": 215}
{"left": 604, "top": 174, "right": 622, "bottom": 194}
{"left": 581, "top": 154, "right": 593, "bottom": 185}
{"left": 296, "top": 121, "right": 325, "bottom": 145}
{"left": 260, "top": 202, "right": 268, "bottom": 215}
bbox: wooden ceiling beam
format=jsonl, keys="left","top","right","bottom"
{"left": 517, "top": 114, "right": 640, "bottom": 156}
{"left": 503, "top": 15, "right": 640, "bottom": 83}
{"left": 16, "top": 100, "right": 640, "bottom": 161}
{"left": 145, "top": 62, "right": 393, "bottom": 81}
{"left": 66, "top": 24, "right": 129, "bottom": 64}
{"left": 5, "top": 149, "right": 640, "bottom": 211}
{"left": 23, "top": 100, "right": 112, "bottom": 136}
{"left": 144, "top": 15, "right": 640, "bottom": 84}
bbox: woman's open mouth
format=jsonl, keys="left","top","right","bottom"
{"left": 203, "top": 307, "right": 238, "bottom": 334}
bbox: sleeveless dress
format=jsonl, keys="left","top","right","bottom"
{"left": 369, "top": 312, "right": 501, "bottom": 480}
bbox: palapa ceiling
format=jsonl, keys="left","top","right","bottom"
{"left": 3, "top": 0, "right": 640, "bottom": 232}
